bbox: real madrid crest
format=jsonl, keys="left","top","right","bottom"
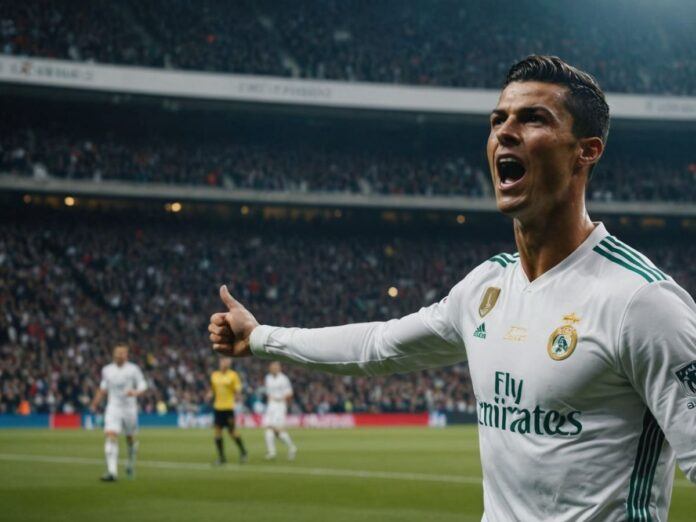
{"left": 547, "top": 313, "right": 580, "bottom": 361}
{"left": 479, "top": 287, "right": 501, "bottom": 318}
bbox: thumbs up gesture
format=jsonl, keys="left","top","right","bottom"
{"left": 208, "top": 285, "right": 260, "bottom": 357}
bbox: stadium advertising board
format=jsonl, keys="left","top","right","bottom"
{"left": 1, "top": 56, "right": 696, "bottom": 121}
{"left": 178, "top": 413, "right": 433, "bottom": 429}
{"left": 0, "top": 413, "right": 443, "bottom": 429}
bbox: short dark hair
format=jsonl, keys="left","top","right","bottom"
{"left": 504, "top": 55, "right": 610, "bottom": 145}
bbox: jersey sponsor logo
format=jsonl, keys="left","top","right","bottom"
{"left": 477, "top": 371, "right": 583, "bottom": 436}
{"left": 473, "top": 323, "right": 487, "bottom": 339}
{"left": 478, "top": 287, "right": 501, "bottom": 318}
{"left": 547, "top": 314, "right": 580, "bottom": 361}
{"left": 673, "top": 360, "right": 696, "bottom": 396}
{"left": 504, "top": 326, "right": 527, "bottom": 342}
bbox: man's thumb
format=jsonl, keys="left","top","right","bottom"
{"left": 219, "top": 285, "right": 240, "bottom": 310}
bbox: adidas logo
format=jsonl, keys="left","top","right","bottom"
{"left": 473, "top": 323, "right": 487, "bottom": 339}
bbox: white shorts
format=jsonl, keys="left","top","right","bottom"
{"left": 263, "top": 402, "right": 287, "bottom": 428}
{"left": 104, "top": 407, "right": 138, "bottom": 435}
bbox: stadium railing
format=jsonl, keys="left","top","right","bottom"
{"left": 2, "top": 56, "right": 696, "bottom": 121}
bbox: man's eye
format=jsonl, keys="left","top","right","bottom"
{"left": 491, "top": 117, "right": 503, "bottom": 126}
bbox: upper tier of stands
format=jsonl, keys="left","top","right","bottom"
{"left": 3, "top": 122, "right": 695, "bottom": 203}
{"left": 2, "top": 0, "right": 695, "bottom": 95}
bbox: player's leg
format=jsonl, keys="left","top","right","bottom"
{"left": 125, "top": 434, "right": 139, "bottom": 478}
{"left": 277, "top": 429, "right": 297, "bottom": 460}
{"left": 264, "top": 427, "right": 277, "bottom": 459}
{"left": 213, "top": 410, "right": 226, "bottom": 464}
{"left": 102, "top": 432, "right": 119, "bottom": 480}
{"left": 102, "top": 409, "right": 120, "bottom": 481}
{"left": 124, "top": 412, "right": 139, "bottom": 479}
{"left": 272, "top": 405, "right": 296, "bottom": 460}
{"left": 226, "top": 413, "right": 248, "bottom": 463}
{"left": 263, "top": 406, "right": 278, "bottom": 459}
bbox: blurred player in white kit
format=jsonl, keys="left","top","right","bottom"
{"left": 90, "top": 344, "right": 148, "bottom": 481}
{"left": 263, "top": 362, "right": 297, "bottom": 460}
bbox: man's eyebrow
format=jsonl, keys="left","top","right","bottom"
{"left": 490, "top": 106, "right": 558, "bottom": 122}
{"left": 518, "top": 105, "right": 555, "bottom": 117}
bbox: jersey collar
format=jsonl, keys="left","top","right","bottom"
{"left": 516, "top": 222, "right": 609, "bottom": 292}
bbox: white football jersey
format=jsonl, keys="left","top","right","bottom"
{"left": 250, "top": 223, "right": 696, "bottom": 521}
{"left": 100, "top": 362, "right": 147, "bottom": 411}
{"left": 265, "top": 373, "right": 293, "bottom": 403}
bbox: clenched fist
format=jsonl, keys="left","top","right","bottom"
{"left": 208, "top": 285, "right": 260, "bottom": 357}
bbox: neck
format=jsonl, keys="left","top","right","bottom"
{"left": 513, "top": 196, "right": 595, "bottom": 282}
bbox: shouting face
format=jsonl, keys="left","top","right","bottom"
{"left": 487, "top": 81, "right": 590, "bottom": 222}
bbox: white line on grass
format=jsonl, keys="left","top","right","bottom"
{"left": 0, "top": 453, "right": 691, "bottom": 489}
{"left": 0, "top": 453, "right": 481, "bottom": 485}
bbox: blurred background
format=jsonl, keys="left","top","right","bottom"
{"left": 2, "top": 0, "right": 696, "bottom": 421}
{"left": 0, "top": 3, "right": 695, "bottom": 518}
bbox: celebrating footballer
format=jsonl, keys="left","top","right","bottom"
{"left": 208, "top": 56, "right": 696, "bottom": 520}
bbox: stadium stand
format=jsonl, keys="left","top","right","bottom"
{"left": 2, "top": 1, "right": 695, "bottom": 425}
{"left": 2, "top": 123, "right": 695, "bottom": 202}
{"left": 1, "top": 212, "right": 694, "bottom": 416}
{"left": 2, "top": 0, "right": 696, "bottom": 95}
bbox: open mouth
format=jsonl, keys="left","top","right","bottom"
{"left": 497, "top": 156, "right": 526, "bottom": 187}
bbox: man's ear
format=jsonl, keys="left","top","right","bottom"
{"left": 577, "top": 137, "right": 604, "bottom": 170}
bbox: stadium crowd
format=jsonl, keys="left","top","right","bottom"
{"left": 3, "top": 125, "right": 695, "bottom": 202}
{"left": 0, "top": 216, "right": 486, "bottom": 416}
{"left": 1, "top": 214, "right": 694, "bottom": 416}
{"left": 2, "top": 0, "right": 695, "bottom": 95}
{"left": 0, "top": 125, "right": 490, "bottom": 197}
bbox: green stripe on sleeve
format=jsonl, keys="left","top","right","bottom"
{"left": 600, "top": 240, "right": 664, "bottom": 281}
{"left": 627, "top": 411, "right": 665, "bottom": 521}
{"left": 592, "top": 246, "right": 655, "bottom": 283}
{"left": 606, "top": 236, "right": 668, "bottom": 280}
{"left": 603, "top": 237, "right": 665, "bottom": 281}
{"left": 489, "top": 256, "right": 507, "bottom": 267}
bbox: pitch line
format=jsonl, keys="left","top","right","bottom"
{"left": 0, "top": 452, "right": 480, "bottom": 485}
{"left": 0, "top": 453, "right": 691, "bottom": 489}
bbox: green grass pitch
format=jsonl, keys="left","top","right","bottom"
{"left": 0, "top": 427, "right": 693, "bottom": 521}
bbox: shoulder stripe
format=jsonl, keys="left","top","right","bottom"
{"left": 489, "top": 253, "right": 519, "bottom": 268}
{"left": 489, "top": 255, "right": 508, "bottom": 267}
{"left": 606, "top": 236, "right": 667, "bottom": 280}
{"left": 627, "top": 411, "right": 665, "bottom": 521}
{"left": 599, "top": 239, "right": 665, "bottom": 282}
{"left": 592, "top": 245, "right": 655, "bottom": 283}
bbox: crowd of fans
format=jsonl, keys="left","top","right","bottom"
{"left": 2, "top": 0, "right": 696, "bottom": 95}
{"left": 0, "top": 125, "right": 490, "bottom": 197}
{"left": 1, "top": 213, "right": 694, "bottom": 417}
{"left": 3, "top": 124, "right": 696, "bottom": 202}
{"left": 0, "top": 215, "right": 491, "bottom": 416}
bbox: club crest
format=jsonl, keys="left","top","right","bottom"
{"left": 479, "top": 287, "right": 501, "bottom": 318}
{"left": 674, "top": 361, "right": 696, "bottom": 396}
{"left": 548, "top": 326, "right": 577, "bottom": 360}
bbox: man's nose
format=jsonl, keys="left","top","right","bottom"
{"left": 495, "top": 119, "right": 521, "bottom": 147}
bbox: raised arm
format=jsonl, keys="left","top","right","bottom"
{"left": 208, "top": 284, "right": 466, "bottom": 376}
